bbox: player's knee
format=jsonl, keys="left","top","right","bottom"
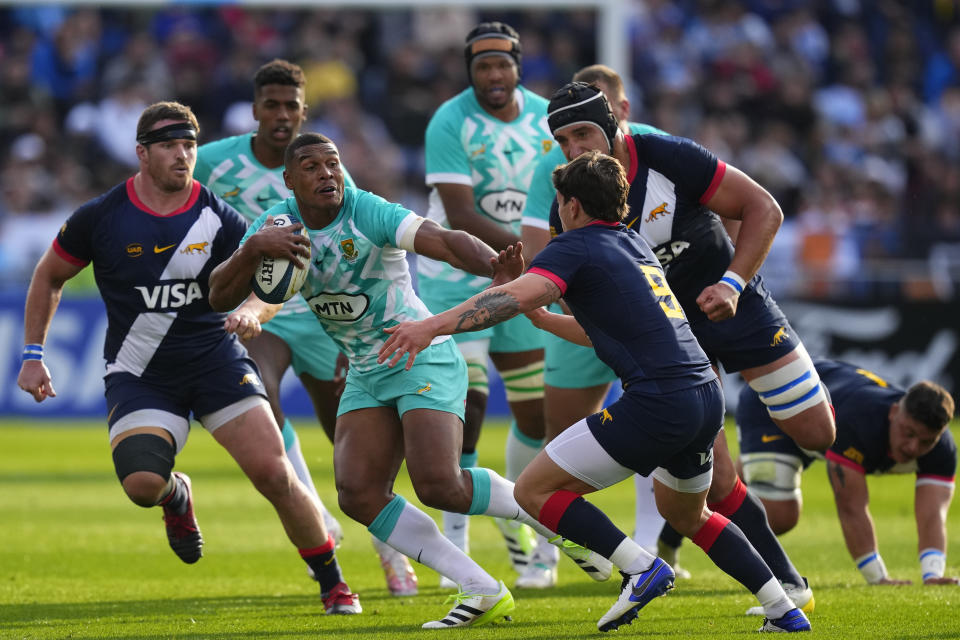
{"left": 500, "top": 361, "right": 545, "bottom": 404}
{"left": 113, "top": 433, "right": 175, "bottom": 506}
{"left": 749, "top": 355, "right": 834, "bottom": 451}
{"left": 763, "top": 499, "right": 800, "bottom": 535}
{"left": 740, "top": 452, "right": 803, "bottom": 525}
{"left": 244, "top": 457, "right": 295, "bottom": 502}
{"left": 413, "top": 476, "right": 466, "bottom": 512}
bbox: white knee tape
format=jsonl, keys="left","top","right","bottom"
{"left": 500, "top": 361, "right": 545, "bottom": 402}
{"left": 458, "top": 341, "right": 490, "bottom": 397}
{"left": 740, "top": 452, "right": 803, "bottom": 501}
{"left": 749, "top": 347, "right": 826, "bottom": 420}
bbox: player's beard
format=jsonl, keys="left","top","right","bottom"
{"left": 149, "top": 162, "right": 192, "bottom": 193}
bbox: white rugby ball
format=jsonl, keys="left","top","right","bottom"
{"left": 251, "top": 214, "right": 310, "bottom": 304}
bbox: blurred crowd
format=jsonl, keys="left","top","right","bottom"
{"left": 1, "top": 2, "right": 959, "bottom": 300}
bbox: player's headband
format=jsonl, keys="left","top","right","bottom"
{"left": 137, "top": 122, "right": 198, "bottom": 146}
{"left": 547, "top": 83, "right": 619, "bottom": 153}
{"left": 464, "top": 22, "right": 521, "bottom": 84}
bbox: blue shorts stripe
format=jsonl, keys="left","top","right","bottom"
{"left": 466, "top": 468, "right": 491, "bottom": 515}
{"left": 368, "top": 494, "right": 408, "bottom": 542}
{"left": 766, "top": 383, "right": 822, "bottom": 412}
{"left": 758, "top": 370, "right": 812, "bottom": 399}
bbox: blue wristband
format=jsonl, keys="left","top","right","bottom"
{"left": 719, "top": 277, "right": 743, "bottom": 294}
{"left": 23, "top": 343, "right": 43, "bottom": 362}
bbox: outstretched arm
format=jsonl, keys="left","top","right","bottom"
{"left": 525, "top": 307, "right": 591, "bottom": 347}
{"left": 208, "top": 218, "right": 309, "bottom": 312}
{"left": 435, "top": 183, "right": 520, "bottom": 251}
{"left": 18, "top": 247, "right": 84, "bottom": 402}
{"left": 915, "top": 483, "right": 958, "bottom": 585}
{"left": 827, "top": 459, "right": 910, "bottom": 585}
{"left": 378, "top": 272, "right": 562, "bottom": 369}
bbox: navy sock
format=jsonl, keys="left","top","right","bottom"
{"left": 301, "top": 536, "right": 344, "bottom": 594}
{"left": 709, "top": 478, "right": 804, "bottom": 586}
{"left": 658, "top": 522, "right": 683, "bottom": 549}
{"left": 539, "top": 490, "right": 625, "bottom": 558}
{"left": 692, "top": 512, "right": 773, "bottom": 593}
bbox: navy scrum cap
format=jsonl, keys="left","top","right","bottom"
{"left": 464, "top": 21, "right": 521, "bottom": 83}
{"left": 547, "top": 82, "right": 619, "bottom": 152}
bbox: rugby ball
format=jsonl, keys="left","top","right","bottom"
{"left": 250, "top": 214, "right": 310, "bottom": 304}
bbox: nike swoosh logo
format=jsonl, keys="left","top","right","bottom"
{"left": 631, "top": 565, "right": 660, "bottom": 598}
{"left": 154, "top": 244, "right": 176, "bottom": 254}
{"left": 761, "top": 434, "right": 785, "bottom": 443}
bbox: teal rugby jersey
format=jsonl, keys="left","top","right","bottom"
{"left": 520, "top": 122, "right": 666, "bottom": 236}
{"left": 242, "top": 188, "right": 444, "bottom": 373}
{"left": 419, "top": 86, "right": 552, "bottom": 291}
{"left": 196, "top": 132, "right": 356, "bottom": 316}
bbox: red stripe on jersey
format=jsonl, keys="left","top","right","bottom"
{"left": 52, "top": 238, "right": 88, "bottom": 267}
{"left": 699, "top": 160, "right": 727, "bottom": 204}
{"left": 825, "top": 449, "right": 865, "bottom": 474}
{"left": 625, "top": 135, "right": 639, "bottom": 183}
{"left": 692, "top": 512, "right": 730, "bottom": 552}
{"left": 528, "top": 267, "right": 568, "bottom": 295}
{"left": 539, "top": 489, "right": 581, "bottom": 533}
{"left": 126, "top": 177, "right": 201, "bottom": 217}
{"left": 587, "top": 220, "right": 620, "bottom": 227}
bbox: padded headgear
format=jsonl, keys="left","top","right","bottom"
{"left": 547, "top": 81, "right": 619, "bottom": 153}
{"left": 464, "top": 21, "right": 522, "bottom": 84}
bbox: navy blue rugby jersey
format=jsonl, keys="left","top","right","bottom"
{"left": 549, "top": 133, "right": 769, "bottom": 323}
{"left": 739, "top": 359, "right": 956, "bottom": 483}
{"left": 53, "top": 178, "right": 250, "bottom": 379}
{"left": 528, "top": 220, "right": 716, "bottom": 394}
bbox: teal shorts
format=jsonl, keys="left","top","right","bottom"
{"left": 261, "top": 310, "right": 339, "bottom": 380}
{"left": 337, "top": 338, "right": 467, "bottom": 421}
{"left": 544, "top": 331, "right": 618, "bottom": 388}
{"left": 419, "top": 279, "right": 544, "bottom": 353}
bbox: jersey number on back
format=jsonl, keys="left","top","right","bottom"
{"left": 639, "top": 264, "right": 684, "bottom": 319}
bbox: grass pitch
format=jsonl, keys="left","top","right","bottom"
{"left": 1, "top": 418, "right": 959, "bottom": 639}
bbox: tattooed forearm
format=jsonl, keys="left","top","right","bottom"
{"left": 455, "top": 292, "right": 520, "bottom": 332}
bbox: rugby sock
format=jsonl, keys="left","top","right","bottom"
{"left": 504, "top": 421, "right": 542, "bottom": 481}
{"left": 370, "top": 495, "right": 498, "bottom": 594}
{"left": 632, "top": 473, "right": 665, "bottom": 553}
{"left": 538, "top": 489, "right": 626, "bottom": 558}
{"left": 157, "top": 474, "right": 188, "bottom": 515}
{"left": 610, "top": 536, "right": 658, "bottom": 574}
{"left": 300, "top": 535, "right": 344, "bottom": 594}
{"left": 442, "top": 451, "right": 479, "bottom": 553}
{"left": 708, "top": 477, "right": 804, "bottom": 587}
{"left": 692, "top": 512, "right": 789, "bottom": 617}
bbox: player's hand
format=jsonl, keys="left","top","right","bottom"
{"left": 924, "top": 576, "right": 960, "bottom": 585}
{"left": 874, "top": 577, "right": 913, "bottom": 585}
{"left": 333, "top": 352, "right": 349, "bottom": 398}
{"left": 17, "top": 360, "right": 56, "bottom": 403}
{"left": 224, "top": 308, "right": 262, "bottom": 340}
{"left": 490, "top": 242, "right": 524, "bottom": 287}
{"left": 696, "top": 281, "right": 740, "bottom": 322}
{"left": 249, "top": 216, "right": 310, "bottom": 269}
{"left": 379, "top": 320, "right": 437, "bottom": 370}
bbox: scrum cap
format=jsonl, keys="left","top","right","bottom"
{"left": 464, "top": 21, "right": 521, "bottom": 83}
{"left": 547, "top": 82, "right": 619, "bottom": 153}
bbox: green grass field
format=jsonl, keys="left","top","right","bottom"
{"left": 2, "top": 418, "right": 959, "bottom": 639}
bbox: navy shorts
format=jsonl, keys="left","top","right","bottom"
{"left": 690, "top": 281, "right": 801, "bottom": 373}
{"left": 104, "top": 355, "right": 267, "bottom": 430}
{"left": 586, "top": 378, "right": 725, "bottom": 480}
